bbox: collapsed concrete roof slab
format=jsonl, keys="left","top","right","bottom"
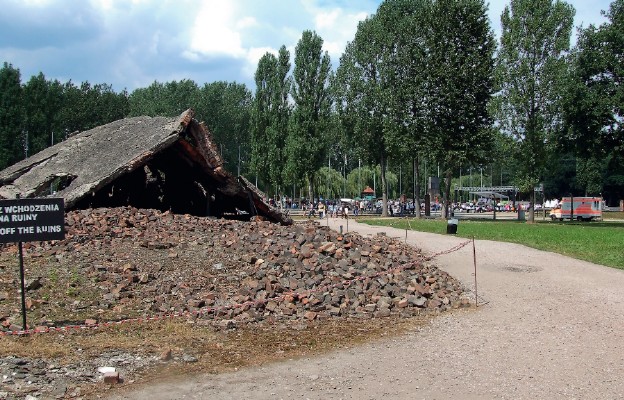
{"left": 0, "top": 109, "right": 292, "bottom": 225}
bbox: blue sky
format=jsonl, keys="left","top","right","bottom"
{"left": 0, "top": 0, "right": 613, "bottom": 93}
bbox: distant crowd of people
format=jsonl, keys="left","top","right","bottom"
{"left": 266, "top": 195, "right": 541, "bottom": 218}
{"left": 305, "top": 201, "right": 356, "bottom": 219}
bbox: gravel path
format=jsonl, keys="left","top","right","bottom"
{"left": 108, "top": 218, "right": 624, "bottom": 400}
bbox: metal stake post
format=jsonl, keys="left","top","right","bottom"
{"left": 473, "top": 236, "right": 478, "bottom": 307}
{"left": 18, "top": 241, "right": 27, "bottom": 330}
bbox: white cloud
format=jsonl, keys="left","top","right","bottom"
{"left": 149, "top": 31, "right": 161, "bottom": 55}
{"left": 181, "top": 50, "right": 200, "bottom": 62}
{"left": 188, "top": 2, "right": 246, "bottom": 58}
{"left": 20, "top": 0, "right": 54, "bottom": 5}
{"left": 91, "top": 0, "right": 114, "bottom": 11}
{"left": 291, "top": 1, "right": 375, "bottom": 60}
{"left": 237, "top": 16, "right": 258, "bottom": 30}
{"left": 315, "top": 9, "right": 340, "bottom": 30}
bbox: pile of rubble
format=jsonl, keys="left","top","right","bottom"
{"left": 0, "top": 207, "right": 467, "bottom": 398}
{"left": 2, "top": 207, "right": 466, "bottom": 330}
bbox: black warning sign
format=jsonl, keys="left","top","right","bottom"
{"left": 0, "top": 198, "right": 65, "bottom": 243}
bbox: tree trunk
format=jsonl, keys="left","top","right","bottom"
{"left": 413, "top": 157, "right": 421, "bottom": 218}
{"left": 380, "top": 153, "right": 388, "bottom": 217}
{"left": 529, "top": 188, "right": 536, "bottom": 223}
{"left": 307, "top": 175, "right": 314, "bottom": 204}
{"left": 442, "top": 169, "right": 452, "bottom": 219}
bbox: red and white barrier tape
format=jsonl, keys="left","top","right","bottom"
{"left": 424, "top": 239, "right": 472, "bottom": 260}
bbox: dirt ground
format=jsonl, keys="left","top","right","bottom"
{"left": 105, "top": 217, "right": 624, "bottom": 400}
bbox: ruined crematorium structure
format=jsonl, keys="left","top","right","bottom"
{"left": 0, "top": 109, "right": 291, "bottom": 225}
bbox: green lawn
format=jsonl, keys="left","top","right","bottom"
{"left": 359, "top": 217, "right": 624, "bottom": 269}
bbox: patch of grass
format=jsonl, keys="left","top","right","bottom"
{"left": 0, "top": 315, "right": 432, "bottom": 363}
{"left": 361, "top": 217, "right": 624, "bottom": 269}
{"left": 604, "top": 211, "right": 624, "bottom": 220}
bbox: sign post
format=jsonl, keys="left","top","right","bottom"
{"left": 0, "top": 197, "right": 65, "bottom": 331}
{"left": 18, "top": 241, "right": 26, "bottom": 330}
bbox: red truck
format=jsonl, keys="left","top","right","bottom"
{"left": 549, "top": 197, "right": 603, "bottom": 221}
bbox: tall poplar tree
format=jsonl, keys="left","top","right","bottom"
{"left": 250, "top": 45, "right": 291, "bottom": 193}
{"left": 491, "top": 0, "right": 575, "bottom": 222}
{"left": 286, "top": 31, "right": 331, "bottom": 201}
{"left": 0, "top": 62, "right": 23, "bottom": 168}
{"left": 273, "top": 46, "right": 292, "bottom": 190}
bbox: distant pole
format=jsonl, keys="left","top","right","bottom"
{"left": 480, "top": 167, "right": 483, "bottom": 189}
{"left": 399, "top": 164, "right": 402, "bottom": 196}
{"left": 343, "top": 154, "right": 347, "bottom": 198}
{"left": 328, "top": 153, "right": 331, "bottom": 200}
{"left": 492, "top": 194, "right": 497, "bottom": 221}
{"left": 343, "top": 165, "right": 346, "bottom": 198}
{"left": 358, "top": 158, "right": 361, "bottom": 195}
{"left": 23, "top": 132, "right": 28, "bottom": 158}
{"left": 459, "top": 167, "right": 462, "bottom": 202}
{"left": 424, "top": 159, "right": 427, "bottom": 191}
{"left": 470, "top": 167, "right": 473, "bottom": 201}
{"left": 50, "top": 132, "right": 55, "bottom": 194}
{"left": 373, "top": 171, "right": 376, "bottom": 196}
{"left": 473, "top": 236, "right": 478, "bottom": 307}
{"left": 413, "top": 158, "right": 416, "bottom": 204}
{"left": 459, "top": 166, "right": 462, "bottom": 187}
